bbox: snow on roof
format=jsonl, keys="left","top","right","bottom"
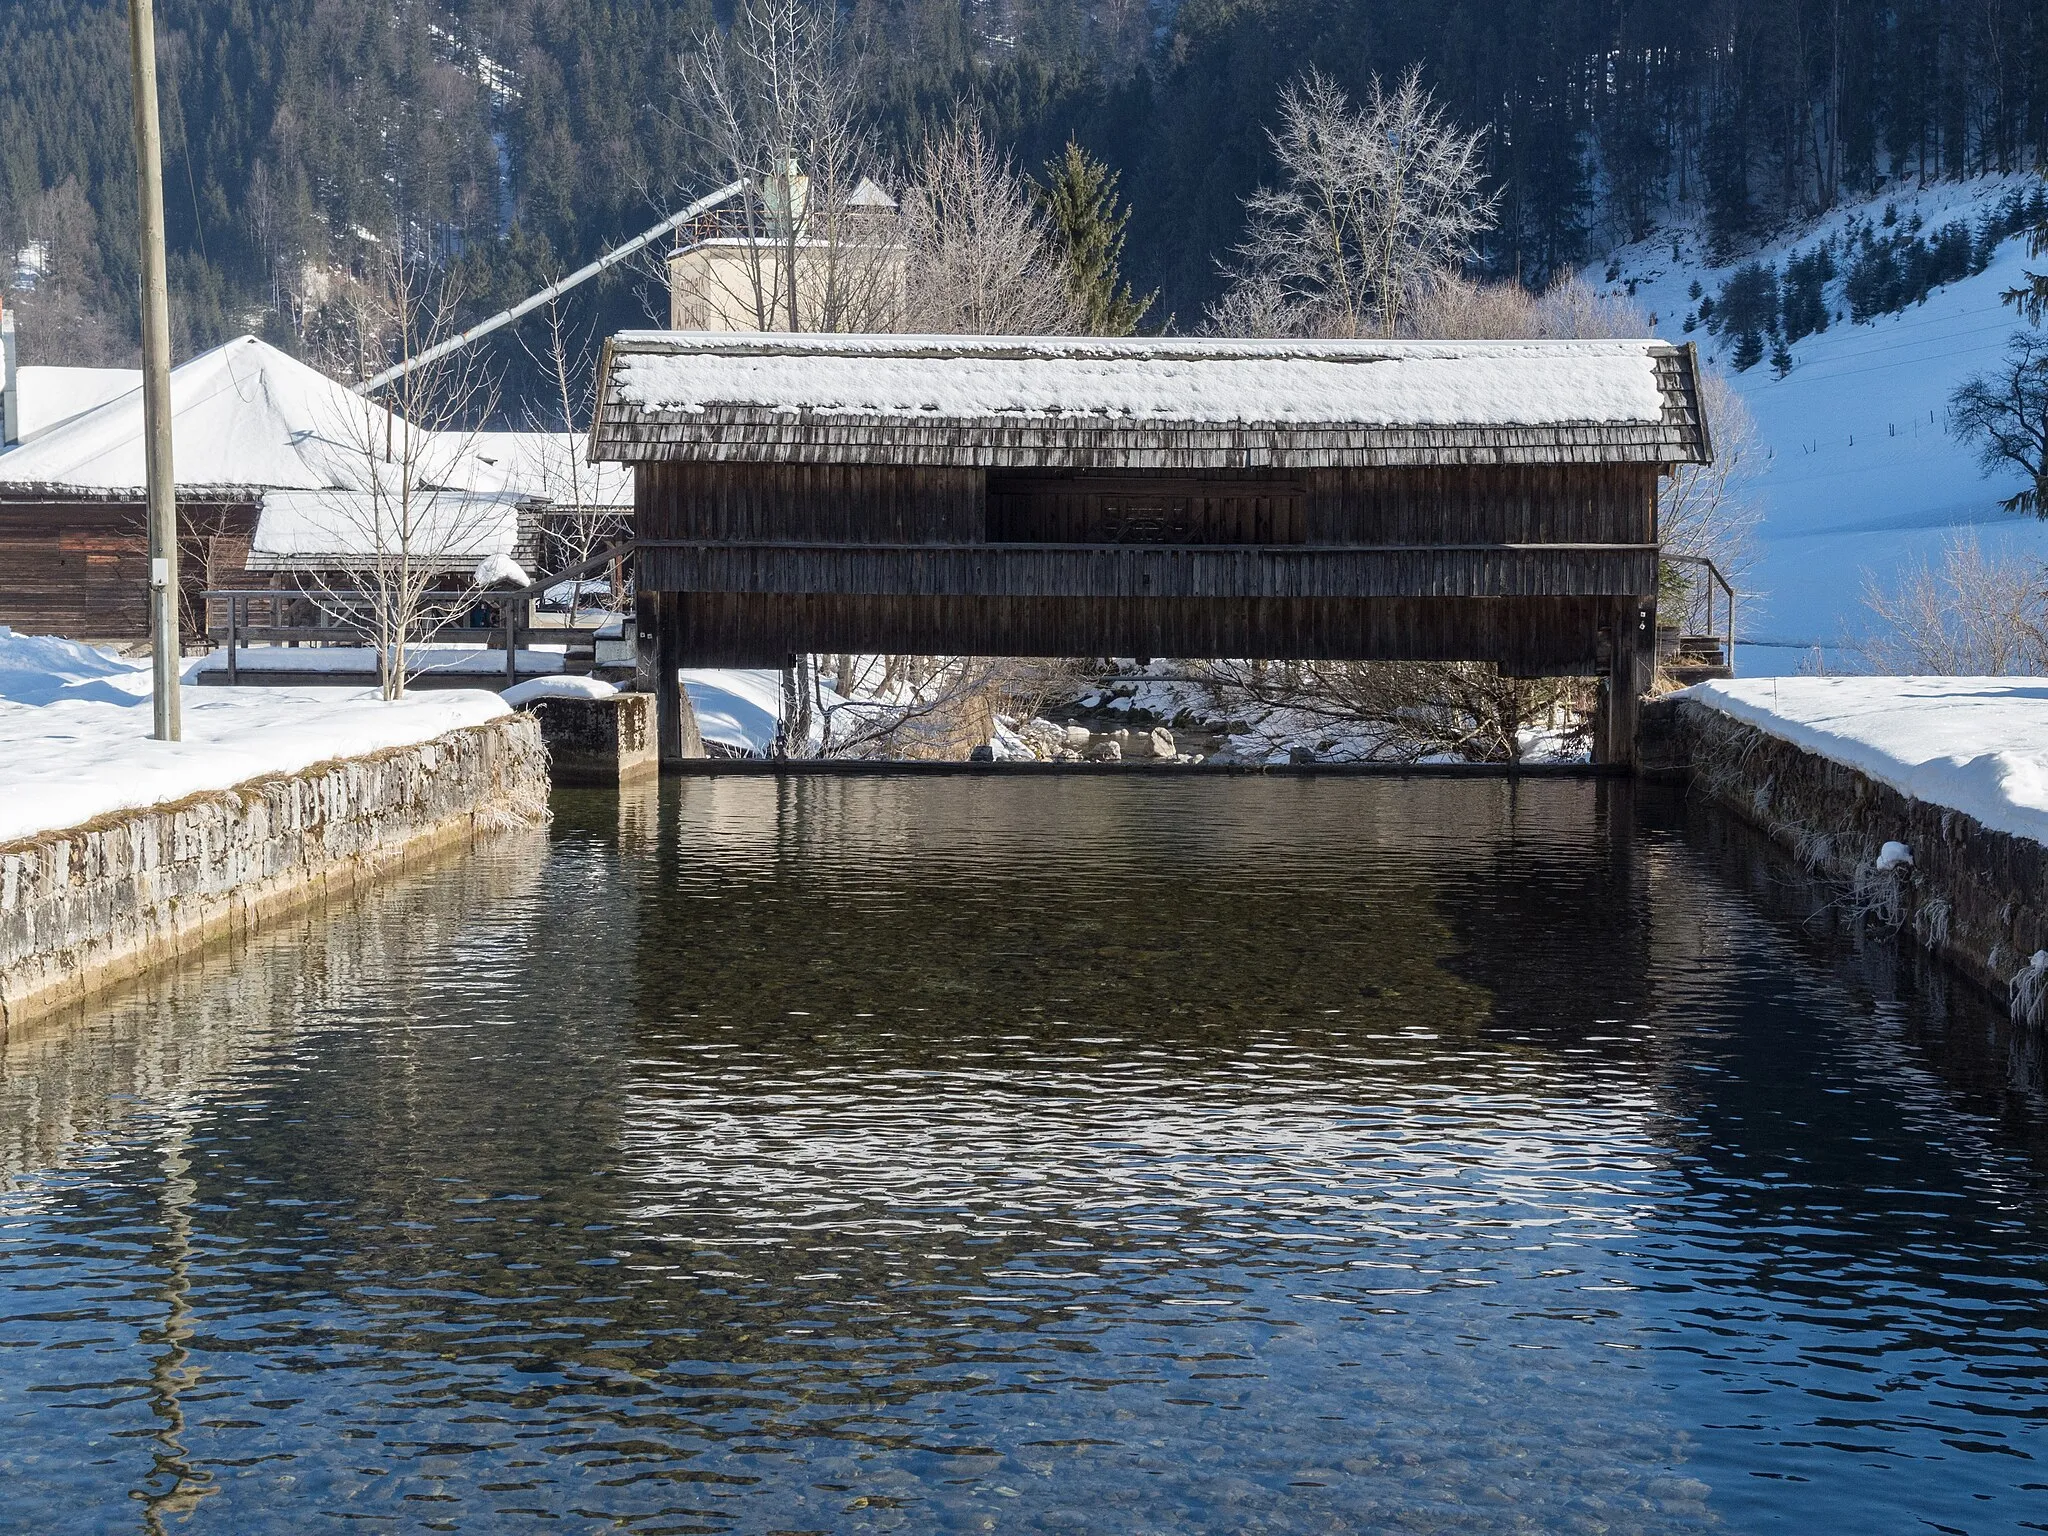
{"left": 592, "top": 332, "right": 1710, "bottom": 469}
{"left": 0, "top": 336, "right": 393, "bottom": 492}
{"left": 14, "top": 365, "right": 141, "bottom": 442}
{"left": 845, "top": 177, "right": 897, "bottom": 209}
{"left": 466, "top": 429, "right": 633, "bottom": 506}
{"left": 0, "top": 336, "right": 629, "bottom": 512}
{"left": 249, "top": 487, "right": 526, "bottom": 569}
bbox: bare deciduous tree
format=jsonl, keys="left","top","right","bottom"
{"left": 674, "top": 0, "right": 901, "bottom": 333}
{"left": 1209, "top": 67, "right": 1497, "bottom": 339}
{"left": 1199, "top": 658, "right": 1580, "bottom": 763}
{"left": 814, "top": 655, "right": 1084, "bottom": 760}
{"left": 301, "top": 240, "right": 505, "bottom": 700}
{"left": 519, "top": 298, "right": 629, "bottom": 621}
{"left": 1660, "top": 366, "right": 1763, "bottom": 584}
{"left": 1405, "top": 271, "right": 1645, "bottom": 341}
{"left": 901, "top": 121, "right": 1081, "bottom": 335}
{"left": 1863, "top": 537, "right": 2047, "bottom": 675}
{"left": 1950, "top": 331, "right": 2048, "bottom": 517}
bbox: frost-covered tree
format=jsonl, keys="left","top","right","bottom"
{"left": 901, "top": 121, "right": 1080, "bottom": 335}
{"left": 1209, "top": 67, "right": 1497, "bottom": 339}
{"left": 1950, "top": 332, "right": 2048, "bottom": 517}
{"left": 1863, "top": 538, "right": 2047, "bottom": 676}
{"left": 676, "top": 0, "right": 900, "bottom": 334}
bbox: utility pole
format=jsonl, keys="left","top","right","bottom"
{"left": 128, "top": 0, "right": 180, "bottom": 740}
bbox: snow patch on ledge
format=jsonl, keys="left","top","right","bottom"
{"left": 1684, "top": 676, "right": 2048, "bottom": 847}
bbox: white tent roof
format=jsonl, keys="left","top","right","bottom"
{"left": 248, "top": 487, "right": 528, "bottom": 570}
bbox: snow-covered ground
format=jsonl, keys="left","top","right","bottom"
{"left": 191, "top": 644, "right": 566, "bottom": 678}
{"left": 682, "top": 668, "right": 839, "bottom": 756}
{"left": 1606, "top": 176, "right": 2046, "bottom": 673}
{"left": 1687, "top": 675, "right": 2048, "bottom": 846}
{"left": 0, "top": 627, "right": 508, "bottom": 845}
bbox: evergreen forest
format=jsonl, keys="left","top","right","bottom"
{"left": 2, "top": 0, "right": 2043, "bottom": 390}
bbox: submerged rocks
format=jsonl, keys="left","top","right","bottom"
{"left": 1011, "top": 715, "right": 1198, "bottom": 765}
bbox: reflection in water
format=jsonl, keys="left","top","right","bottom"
{"left": 140, "top": 1111, "right": 213, "bottom": 1532}
{"left": 0, "top": 777, "right": 2043, "bottom": 1534}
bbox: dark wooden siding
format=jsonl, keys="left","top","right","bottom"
{"left": 1304, "top": 465, "right": 1658, "bottom": 545}
{"left": 643, "top": 463, "right": 1656, "bottom": 549}
{"left": 669, "top": 592, "right": 1620, "bottom": 672}
{"left": 988, "top": 473, "right": 1305, "bottom": 544}
{"left": 639, "top": 461, "right": 983, "bottom": 544}
{"left": 0, "top": 495, "right": 260, "bottom": 642}
{"left": 639, "top": 543, "right": 1655, "bottom": 602}
{"left": 634, "top": 459, "right": 1662, "bottom": 674}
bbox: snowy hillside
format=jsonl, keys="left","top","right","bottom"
{"left": 1604, "top": 176, "right": 2046, "bottom": 675}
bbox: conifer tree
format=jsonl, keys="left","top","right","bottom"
{"left": 2005, "top": 183, "right": 2048, "bottom": 327}
{"left": 1030, "top": 141, "right": 1156, "bottom": 336}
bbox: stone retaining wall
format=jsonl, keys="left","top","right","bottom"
{"left": 1644, "top": 696, "right": 2048, "bottom": 1005}
{"left": 0, "top": 715, "right": 549, "bottom": 1035}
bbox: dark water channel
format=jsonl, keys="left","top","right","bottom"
{"left": 3, "top": 777, "right": 2047, "bottom": 1534}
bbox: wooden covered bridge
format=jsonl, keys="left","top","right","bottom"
{"left": 588, "top": 333, "right": 1713, "bottom": 766}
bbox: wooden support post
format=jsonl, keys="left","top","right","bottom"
{"left": 504, "top": 600, "right": 517, "bottom": 687}
{"left": 654, "top": 591, "right": 692, "bottom": 767}
{"left": 226, "top": 596, "right": 238, "bottom": 686}
{"left": 1594, "top": 597, "right": 1652, "bottom": 769}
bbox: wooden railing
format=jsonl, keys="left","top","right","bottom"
{"left": 1660, "top": 553, "right": 1737, "bottom": 671}
{"left": 205, "top": 543, "right": 636, "bottom": 685}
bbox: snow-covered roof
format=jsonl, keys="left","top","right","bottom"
{"left": 0, "top": 336, "right": 628, "bottom": 505}
{"left": 466, "top": 429, "right": 633, "bottom": 507}
{"left": 13, "top": 365, "right": 141, "bottom": 442}
{"left": 591, "top": 332, "right": 1711, "bottom": 469}
{"left": 248, "top": 487, "right": 528, "bottom": 571}
{"left": 0, "top": 336, "right": 391, "bottom": 492}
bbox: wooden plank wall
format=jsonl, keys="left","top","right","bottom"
{"left": 640, "top": 461, "right": 983, "bottom": 544}
{"left": 645, "top": 463, "right": 1658, "bottom": 549}
{"left": 0, "top": 496, "right": 260, "bottom": 642}
{"left": 638, "top": 545, "right": 1656, "bottom": 602}
{"left": 988, "top": 474, "right": 1306, "bottom": 544}
{"left": 668, "top": 592, "right": 1618, "bottom": 673}
{"left": 1305, "top": 465, "right": 1658, "bottom": 545}
{"left": 635, "top": 460, "right": 1661, "bottom": 675}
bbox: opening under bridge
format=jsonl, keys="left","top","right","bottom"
{"left": 588, "top": 333, "right": 1715, "bottom": 768}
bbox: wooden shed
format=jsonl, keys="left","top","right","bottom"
{"left": 0, "top": 486, "right": 259, "bottom": 645}
{"left": 589, "top": 333, "right": 1713, "bottom": 765}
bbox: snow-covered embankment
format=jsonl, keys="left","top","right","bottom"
{"left": 1661, "top": 676, "right": 2048, "bottom": 1016}
{"left": 0, "top": 628, "right": 549, "bottom": 1030}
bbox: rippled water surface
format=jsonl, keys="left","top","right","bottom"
{"left": 4, "top": 776, "right": 2047, "bottom": 1534}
